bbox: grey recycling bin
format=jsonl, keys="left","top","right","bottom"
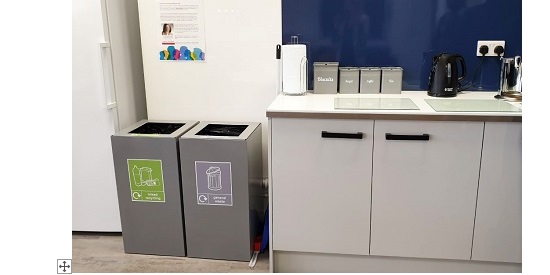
{"left": 111, "top": 119, "right": 199, "bottom": 256}
{"left": 179, "top": 121, "right": 263, "bottom": 261}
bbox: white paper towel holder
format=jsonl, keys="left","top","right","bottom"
{"left": 282, "top": 56, "right": 307, "bottom": 96}
{"left": 281, "top": 36, "right": 308, "bottom": 96}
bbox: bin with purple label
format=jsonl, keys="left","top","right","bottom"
{"left": 179, "top": 121, "right": 264, "bottom": 261}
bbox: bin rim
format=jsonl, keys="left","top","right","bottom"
{"left": 112, "top": 119, "right": 200, "bottom": 138}
{"left": 180, "top": 121, "right": 260, "bottom": 140}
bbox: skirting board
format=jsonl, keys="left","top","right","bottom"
{"left": 273, "top": 251, "right": 521, "bottom": 273}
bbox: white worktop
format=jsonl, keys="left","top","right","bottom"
{"left": 266, "top": 91, "right": 522, "bottom": 122}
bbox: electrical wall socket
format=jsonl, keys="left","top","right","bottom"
{"left": 477, "top": 40, "right": 505, "bottom": 57}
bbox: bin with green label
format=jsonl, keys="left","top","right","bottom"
{"left": 111, "top": 119, "right": 199, "bottom": 256}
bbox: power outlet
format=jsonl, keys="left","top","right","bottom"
{"left": 477, "top": 40, "right": 505, "bottom": 57}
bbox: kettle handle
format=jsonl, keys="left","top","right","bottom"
{"left": 514, "top": 56, "right": 521, "bottom": 68}
{"left": 456, "top": 55, "right": 467, "bottom": 82}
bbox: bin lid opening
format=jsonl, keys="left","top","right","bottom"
{"left": 196, "top": 124, "right": 248, "bottom": 137}
{"left": 129, "top": 122, "right": 185, "bottom": 135}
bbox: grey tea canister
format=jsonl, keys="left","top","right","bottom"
{"left": 359, "top": 67, "right": 382, "bottom": 94}
{"left": 339, "top": 67, "right": 360, "bottom": 94}
{"left": 313, "top": 62, "right": 339, "bottom": 94}
{"left": 381, "top": 67, "right": 403, "bottom": 94}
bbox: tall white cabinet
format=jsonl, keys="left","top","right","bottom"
{"left": 72, "top": 0, "right": 147, "bottom": 231}
{"left": 472, "top": 122, "right": 522, "bottom": 263}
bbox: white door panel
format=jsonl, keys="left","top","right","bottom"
{"left": 472, "top": 122, "right": 521, "bottom": 263}
{"left": 370, "top": 120, "right": 483, "bottom": 260}
{"left": 72, "top": 0, "right": 121, "bottom": 231}
{"left": 272, "top": 118, "right": 374, "bottom": 255}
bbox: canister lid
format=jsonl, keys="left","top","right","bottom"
{"left": 313, "top": 62, "right": 339, "bottom": 67}
{"left": 339, "top": 67, "right": 359, "bottom": 71}
{"left": 359, "top": 67, "right": 381, "bottom": 71}
{"left": 381, "top": 67, "right": 403, "bottom": 71}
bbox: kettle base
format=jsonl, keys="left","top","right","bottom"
{"left": 427, "top": 92, "right": 457, "bottom": 98}
{"left": 494, "top": 93, "right": 522, "bottom": 102}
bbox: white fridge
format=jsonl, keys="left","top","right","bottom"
{"left": 72, "top": 0, "right": 147, "bottom": 231}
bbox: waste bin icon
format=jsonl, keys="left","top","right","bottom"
{"left": 206, "top": 166, "right": 222, "bottom": 191}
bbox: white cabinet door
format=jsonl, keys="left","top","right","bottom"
{"left": 370, "top": 120, "right": 484, "bottom": 260}
{"left": 472, "top": 122, "right": 521, "bottom": 263}
{"left": 272, "top": 118, "right": 374, "bottom": 255}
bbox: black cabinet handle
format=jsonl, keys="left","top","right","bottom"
{"left": 385, "top": 133, "right": 430, "bottom": 141}
{"left": 322, "top": 131, "right": 364, "bottom": 139}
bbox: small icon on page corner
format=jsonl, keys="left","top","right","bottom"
{"left": 58, "top": 259, "right": 72, "bottom": 274}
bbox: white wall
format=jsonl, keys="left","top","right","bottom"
{"left": 138, "top": 0, "right": 282, "bottom": 174}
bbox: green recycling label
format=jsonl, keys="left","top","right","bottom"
{"left": 127, "top": 159, "right": 165, "bottom": 202}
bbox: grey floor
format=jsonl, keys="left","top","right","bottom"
{"left": 72, "top": 233, "right": 269, "bottom": 273}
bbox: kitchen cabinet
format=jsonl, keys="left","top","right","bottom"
{"left": 267, "top": 93, "right": 522, "bottom": 272}
{"left": 369, "top": 120, "right": 484, "bottom": 260}
{"left": 271, "top": 118, "right": 374, "bottom": 255}
{"left": 472, "top": 122, "right": 521, "bottom": 263}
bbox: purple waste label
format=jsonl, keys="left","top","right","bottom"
{"left": 195, "top": 161, "right": 233, "bottom": 206}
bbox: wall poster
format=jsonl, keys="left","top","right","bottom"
{"left": 157, "top": 0, "right": 206, "bottom": 61}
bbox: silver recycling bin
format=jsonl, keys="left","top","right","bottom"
{"left": 111, "top": 119, "right": 199, "bottom": 257}
{"left": 179, "top": 121, "right": 264, "bottom": 261}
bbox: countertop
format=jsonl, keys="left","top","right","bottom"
{"left": 266, "top": 91, "right": 522, "bottom": 122}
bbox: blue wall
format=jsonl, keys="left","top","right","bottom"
{"left": 282, "top": 0, "right": 522, "bottom": 91}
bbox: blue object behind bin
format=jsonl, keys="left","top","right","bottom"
{"left": 261, "top": 207, "right": 269, "bottom": 253}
